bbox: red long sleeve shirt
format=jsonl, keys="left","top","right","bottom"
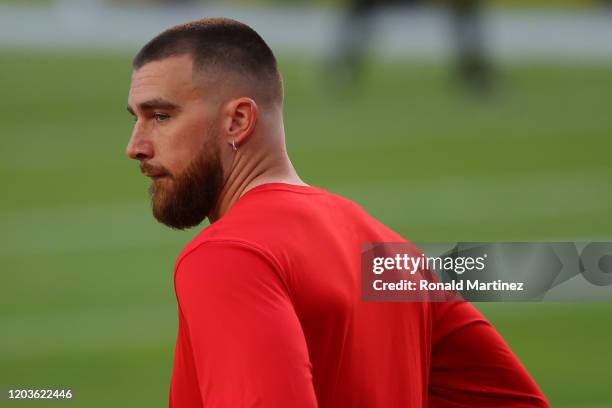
{"left": 169, "top": 183, "right": 548, "bottom": 407}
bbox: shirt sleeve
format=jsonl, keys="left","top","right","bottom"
{"left": 428, "top": 301, "right": 549, "bottom": 408}
{"left": 174, "top": 241, "right": 318, "bottom": 408}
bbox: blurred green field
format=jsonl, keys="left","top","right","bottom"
{"left": 1, "top": 51, "right": 611, "bottom": 407}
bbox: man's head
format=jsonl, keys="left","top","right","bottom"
{"left": 126, "top": 18, "right": 283, "bottom": 229}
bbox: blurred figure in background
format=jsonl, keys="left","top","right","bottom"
{"left": 330, "top": 0, "right": 491, "bottom": 94}
{"left": 449, "top": 0, "right": 490, "bottom": 93}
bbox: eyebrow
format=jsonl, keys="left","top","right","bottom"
{"left": 126, "top": 98, "right": 181, "bottom": 115}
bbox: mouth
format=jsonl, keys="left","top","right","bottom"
{"left": 141, "top": 171, "right": 166, "bottom": 179}
{"left": 145, "top": 173, "right": 167, "bottom": 179}
{"left": 140, "top": 163, "right": 169, "bottom": 179}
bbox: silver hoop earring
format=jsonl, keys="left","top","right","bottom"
{"left": 231, "top": 139, "right": 237, "bottom": 151}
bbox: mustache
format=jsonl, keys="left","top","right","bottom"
{"left": 140, "top": 161, "right": 171, "bottom": 178}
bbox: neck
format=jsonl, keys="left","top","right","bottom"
{"left": 208, "top": 145, "right": 305, "bottom": 223}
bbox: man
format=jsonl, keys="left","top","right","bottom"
{"left": 126, "top": 18, "right": 548, "bottom": 407}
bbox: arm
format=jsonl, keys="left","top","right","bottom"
{"left": 429, "top": 302, "right": 549, "bottom": 408}
{"left": 174, "top": 241, "right": 318, "bottom": 407}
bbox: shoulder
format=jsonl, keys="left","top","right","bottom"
{"left": 173, "top": 239, "right": 290, "bottom": 301}
{"left": 175, "top": 239, "right": 283, "bottom": 280}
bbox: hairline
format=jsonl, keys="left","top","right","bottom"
{"left": 133, "top": 51, "right": 281, "bottom": 108}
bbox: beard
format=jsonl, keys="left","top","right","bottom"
{"left": 142, "top": 136, "right": 224, "bottom": 230}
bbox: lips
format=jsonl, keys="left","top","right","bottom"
{"left": 141, "top": 170, "right": 166, "bottom": 178}
{"left": 144, "top": 172, "right": 166, "bottom": 178}
{"left": 140, "top": 162, "right": 169, "bottom": 178}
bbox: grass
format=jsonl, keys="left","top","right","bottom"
{"left": 1, "top": 50, "right": 611, "bottom": 407}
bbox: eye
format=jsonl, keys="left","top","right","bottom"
{"left": 154, "top": 112, "right": 170, "bottom": 123}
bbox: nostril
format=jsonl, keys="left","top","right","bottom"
{"left": 135, "top": 152, "right": 148, "bottom": 160}
{"left": 126, "top": 147, "right": 138, "bottom": 160}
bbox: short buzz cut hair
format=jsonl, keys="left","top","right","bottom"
{"left": 133, "top": 17, "right": 283, "bottom": 105}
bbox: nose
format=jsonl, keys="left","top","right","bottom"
{"left": 126, "top": 123, "right": 153, "bottom": 161}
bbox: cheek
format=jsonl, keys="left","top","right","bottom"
{"left": 160, "top": 119, "right": 210, "bottom": 174}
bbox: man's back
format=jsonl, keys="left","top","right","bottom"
{"left": 170, "top": 183, "right": 547, "bottom": 407}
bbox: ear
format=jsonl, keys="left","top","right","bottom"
{"left": 222, "top": 97, "right": 258, "bottom": 148}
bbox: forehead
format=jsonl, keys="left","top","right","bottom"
{"left": 128, "top": 54, "right": 200, "bottom": 106}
